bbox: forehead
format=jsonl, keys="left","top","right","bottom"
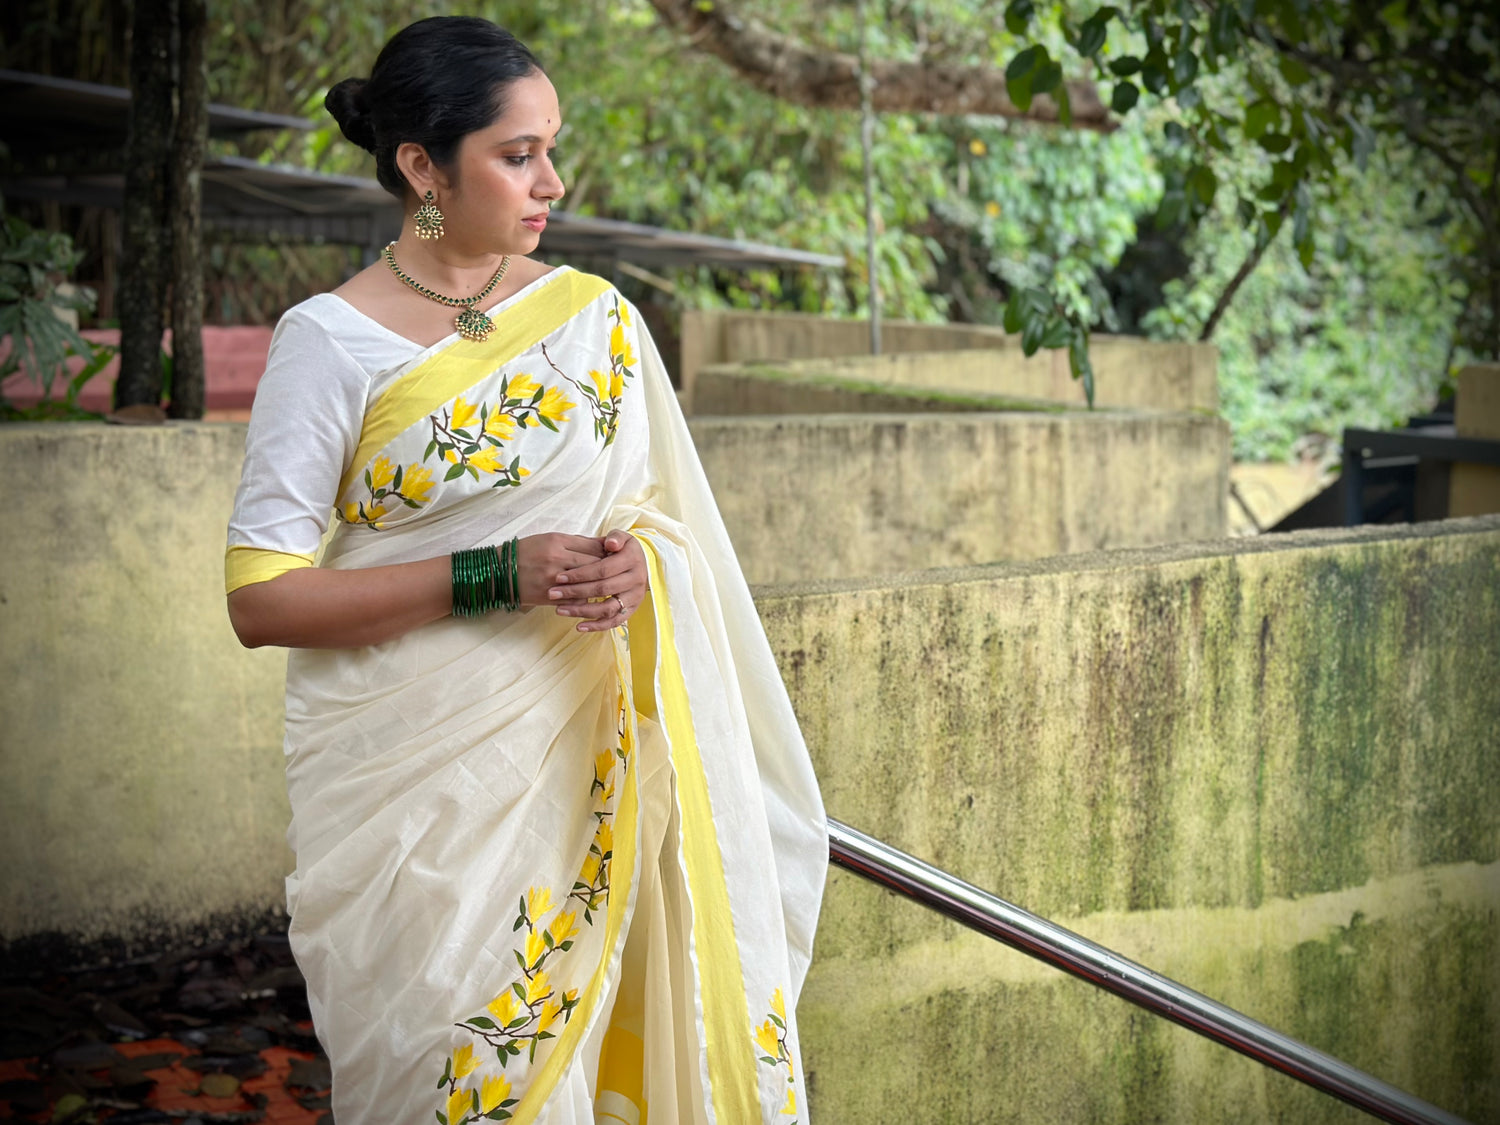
{"left": 483, "top": 71, "right": 562, "bottom": 137}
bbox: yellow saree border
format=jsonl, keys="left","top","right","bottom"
{"left": 224, "top": 544, "right": 315, "bottom": 594}
{"left": 337, "top": 270, "right": 612, "bottom": 497}
{"left": 635, "top": 534, "right": 760, "bottom": 1124}
{"left": 510, "top": 632, "right": 642, "bottom": 1125}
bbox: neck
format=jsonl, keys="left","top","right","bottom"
{"left": 389, "top": 232, "right": 512, "bottom": 295}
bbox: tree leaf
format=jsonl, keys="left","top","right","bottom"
{"left": 1111, "top": 81, "right": 1139, "bottom": 113}
{"left": 1108, "top": 56, "right": 1142, "bottom": 76}
{"left": 1004, "top": 0, "right": 1034, "bottom": 35}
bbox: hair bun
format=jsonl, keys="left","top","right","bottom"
{"left": 325, "top": 78, "right": 377, "bottom": 152}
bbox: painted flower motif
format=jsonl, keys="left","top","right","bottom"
{"left": 484, "top": 411, "right": 517, "bottom": 441}
{"left": 487, "top": 990, "right": 521, "bottom": 1027}
{"left": 451, "top": 1043, "right": 480, "bottom": 1080}
{"left": 771, "top": 988, "right": 786, "bottom": 1022}
{"left": 589, "top": 369, "right": 611, "bottom": 400}
{"left": 401, "top": 462, "right": 434, "bottom": 503}
{"left": 536, "top": 385, "right": 576, "bottom": 425}
{"left": 617, "top": 302, "right": 632, "bottom": 327}
{"left": 524, "top": 929, "right": 547, "bottom": 970}
{"left": 341, "top": 501, "right": 362, "bottom": 524}
{"left": 549, "top": 910, "right": 578, "bottom": 947}
{"left": 595, "top": 820, "right": 614, "bottom": 856}
{"left": 480, "top": 1073, "right": 511, "bottom": 1114}
{"left": 507, "top": 373, "right": 540, "bottom": 400}
{"left": 369, "top": 456, "right": 396, "bottom": 490}
{"left": 536, "top": 999, "right": 562, "bottom": 1035}
{"left": 525, "top": 970, "right": 551, "bottom": 1006}
{"left": 468, "top": 445, "right": 505, "bottom": 474}
{"left": 578, "top": 851, "right": 602, "bottom": 885}
{"left": 446, "top": 1085, "right": 470, "bottom": 1125}
{"left": 526, "top": 887, "right": 553, "bottom": 921}
{"left": 783, "top": 1086, "right": 797, "bottom": 1116}
{"left": 451, "top": 395, "right": 480, "bottom": 431}
{"left": 755, "top": 1020, "right": 780, "bottom": 1057}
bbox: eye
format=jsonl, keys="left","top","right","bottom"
{"left": 504, "top": 154, "right": 532, "bottom": 167}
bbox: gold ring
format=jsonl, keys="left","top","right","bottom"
{"left": 612, "top": 594, "right": 625, "bottom": 612}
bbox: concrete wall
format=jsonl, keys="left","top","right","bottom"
{"left": 5, "top": 426, "right": 1493, "bottom": 1122}
{"left": 680, "top": 309, "right": 1218, "bottom": 413}
{"left": 688, "top": 411, "right": 1229, "bottom": 583}
{"left": 0, "top": 424, "right": 294, "bottom": 946}
{"left": 757, "top": 518, "right": 1500, "bottom": 1124}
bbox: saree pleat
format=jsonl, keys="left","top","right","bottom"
{"left": 251, "top": 269, "right": 824, "bottom": 1124}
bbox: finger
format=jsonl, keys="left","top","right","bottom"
{"left": 556, "top": 599, "right": 615, "bottom": 620}
{"left": 576, "top": 597, "right": 631, "bottom": 632}
{"left": 550, "top": 575, "right": 642, "bottom": 602}
{"left": 602, "top": 529, "right": 635, "bottom": 553}
{"left": 553, "top": 555, "right": 634, "bottom": 586}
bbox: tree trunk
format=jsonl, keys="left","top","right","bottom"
{"left": 167, "top": 0, "right": 207, "bottom": 419}
{"left": 116, "top": 0, "right": 174, "bottom": 409}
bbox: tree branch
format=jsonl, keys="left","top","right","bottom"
{"left": 646, "top": 0, "right": 1113, "bottom": 130}
{"left": 1200, "top": 200, "right": 1290, "bottom": 342}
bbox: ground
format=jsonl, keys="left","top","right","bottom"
{"left": 0, "top": 930, "right": 332, "bottom": 1124}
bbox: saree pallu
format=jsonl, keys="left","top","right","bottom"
{"left": 241, "top": 270, "right": 826, "bottom": 1123}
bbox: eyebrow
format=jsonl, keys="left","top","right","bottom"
{"left": 495, "top": 133, "right": 561, "bottom": 146}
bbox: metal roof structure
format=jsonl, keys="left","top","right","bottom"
{"left": 0, "top": 70, "right": 843, "bottom": 272}
{"left": 0, "top": 69, "right": 310, "bottom": 157}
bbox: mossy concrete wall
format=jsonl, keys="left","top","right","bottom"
{"left": 756, "top": 518, "right": 1500, "bottom": 1124}
{"left": 4, "top": 427, "right": 1494, "bottom": 1123}
{"left": 687, "top": 410, "right": 1229, "bottom": 583}
{"left": 0, "top": 424, "right": 294, "bottom": 946}
{"left": 680, "top": 309, "right": 1217, "bottom": 413}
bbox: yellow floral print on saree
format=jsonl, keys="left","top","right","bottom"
{"left": 233, "top": 268, "right": 826, "bottom": 1124}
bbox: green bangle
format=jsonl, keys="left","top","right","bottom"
{"left": 451, "top": 541, "right": 523, "bottom": 617}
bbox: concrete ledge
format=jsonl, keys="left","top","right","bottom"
{"left": 688, "top": 410, "right": 1229, "bottom": 584}
{"left": 757, "top": 516, "right": 1500, "bottom": 1123}
{"left": 680, "top": 308, "right": 1218, "bottom": 413}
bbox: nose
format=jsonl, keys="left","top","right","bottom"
{"left": 538, "top": 156, "right": 565, "bottom": 204}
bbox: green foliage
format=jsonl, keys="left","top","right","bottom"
{"left": 1145, "top": 141, "right": 1465, "bottom": 460}
{"left": 166, "top": 0, "right": 1496, "bottom": 447}
{"left": 0, "top": 209, "right": 113, "bottom": 415}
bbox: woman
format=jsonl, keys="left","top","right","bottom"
{"left": 225, "top": 17, "right": 826, "bottom": 1124}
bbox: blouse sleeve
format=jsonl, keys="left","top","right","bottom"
{"left": 225, "top": 305, "right": 370, "bottom": 594}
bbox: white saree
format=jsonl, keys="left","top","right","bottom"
{"left": 225, "top": 267, "right": 826, "bottom": 1124}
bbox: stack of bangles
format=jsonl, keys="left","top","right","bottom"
{"left": 451, "top": 539, "right": 521, "bottom": 617}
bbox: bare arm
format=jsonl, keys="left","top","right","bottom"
{"left": 228, "top": 533, "right": 618, "bottom": 650}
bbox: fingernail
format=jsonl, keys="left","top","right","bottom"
{"left": 554, "top": 574, "right": 568, "bottom": 584}
{"left": 548, "top": 589, "right": 562, "bottom": 600}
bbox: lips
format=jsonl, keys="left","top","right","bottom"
{"left": 522, "top": 215, "right": 548, "bottom": 232}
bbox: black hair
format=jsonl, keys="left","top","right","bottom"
{"left": 325, "top": 16, "right": 542, "bottom": 199}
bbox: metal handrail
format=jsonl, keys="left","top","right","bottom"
{"left": 827, "top": 818, "right": 1470, "bottom": 1125}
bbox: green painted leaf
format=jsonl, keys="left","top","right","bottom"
{"left": 445, "top": 464, "right": 466, "bottom": 481}
{"left": 468, "top": 1016, "right": 496, "bottom": 1029}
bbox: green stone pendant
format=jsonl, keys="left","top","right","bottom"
{"left": 455, "top": 305, "right": 494, "bottom": 342}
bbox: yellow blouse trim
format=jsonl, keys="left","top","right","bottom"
{"left": 224, "top": 545, "right": 315, "bottom": 594}
{"left": 338, "top": 270, "right": 613, "bottom": 498}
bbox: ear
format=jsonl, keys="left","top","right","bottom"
{"left": 394, "top": 142, "right": 449, "bottom": 200}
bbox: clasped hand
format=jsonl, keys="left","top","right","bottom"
{"left": 516, "top": 530, "right": 647, "bottom": 632}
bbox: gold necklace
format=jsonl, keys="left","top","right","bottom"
{"left": 383, "top": 243, "right": 511, "bottom": 342}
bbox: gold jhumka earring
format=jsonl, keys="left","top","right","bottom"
{"left": 413, "top": 190, "right": 445, "bottom": 240}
